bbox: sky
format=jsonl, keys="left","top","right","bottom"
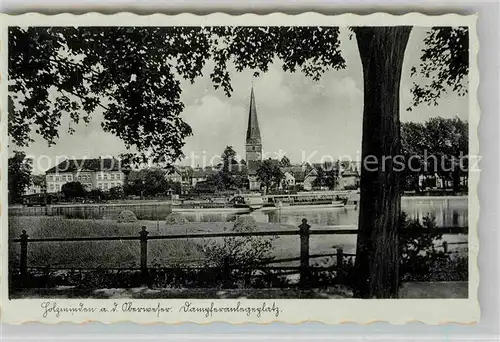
{"left": 10, "top": 27, "right": 469, "bottom": 174}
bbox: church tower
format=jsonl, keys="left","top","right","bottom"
{"left": 245, "top": 86, "right": 263, "bottom": 191}
{"left": 245, "top": 87, "right": 262, "bottom": 165}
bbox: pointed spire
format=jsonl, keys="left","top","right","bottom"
{"left": 246, "top": 85, "right": 261, "bottom": 144}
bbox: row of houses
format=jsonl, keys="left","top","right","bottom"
{"left": 165, "top": 161, "right": 361, "bottom": 191}
{"left": 23, "top": 157, "right": 363, "bottom": 196}
{"left": 24, "top": 157, "right": 126, "bottom": 195}
{"left": 23, "top": 156, "right": 467, "bottom": 197}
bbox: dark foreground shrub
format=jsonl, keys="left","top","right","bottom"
{"left": 400, "top": 213, "right": 467, "bottom": 282}
{"left": 200, "top": 219, "right": 280, "bottom": 288}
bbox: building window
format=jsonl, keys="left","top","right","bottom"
{"left": 67, "top": 175, "right": 72, "bottom": 181}
{"left": 104, "top": 174, "right": 108, "bottom": 180}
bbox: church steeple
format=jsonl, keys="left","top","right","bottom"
{"left": 245, "top": 86, "right": 263, "bottom": 166}
{"left": 246, "top": 86, "right": 261, "bottom": 145}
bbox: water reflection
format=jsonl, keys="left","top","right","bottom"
{"left": 181, "top": 197, "right": 468, "bottom": 228}
{"left": 400, "top": 197, "right": 468, "bottom": 228}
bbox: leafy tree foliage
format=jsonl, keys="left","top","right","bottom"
{"left": 123, "top": 168, "right": 179, "bottom": 197}
{"left": 398, "top": 213, "right": 467, "bottom": 282}
{"left": 219, "top": 145, "right": 237, "bottom": 189}
{"left": 203, "top": 146, "right": 248, "bottom": 191}
{"left": 409, "top": 27, "right": 469, "bottom": 109}
{"left": 9, "top": 26, "right": 343, "bottom": 165}
{"left": 108, "top": 186, "right": 125, "bottom": 200}
{"left": 61, "top": 181, "right": 86, "bottom": 200}
{"left": 202, "top": 216, "right": 277, "bottom": 288}
{"left": 312, "top": 166, "right": 339, "bottom": 190}
{"left": 31, "top": 174, "right": 46, "bottom": 188}
{"left": 221, "top": 146, "right": 238, "bottom": 169}
{"left": 401, "top": 121, "right": 427, "bottom": 192}
{"left": 8, "top": 151, "right": 32, "bottom": 204}
{"left": 87, "top": 189, "right": 106, "bottom": 202}
{"left": 401, "top": 117, "right": 468, "bottom": 192}
{"left": 256, "top": 159, "right": 284, "bottom": 193}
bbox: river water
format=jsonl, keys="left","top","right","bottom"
{"left": 184, "top": 197, "right": 469, "bottom": 229}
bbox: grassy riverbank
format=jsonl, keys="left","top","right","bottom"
{"left": 9, "top": 216, "right": 467, "bottom": 270}
{"left": 8, "top": 216, "right": 293, "bottom": 269}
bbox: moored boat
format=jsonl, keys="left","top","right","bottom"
{"left": 260, "top": 192, "right": 348, "bottom": 210}
{"left": 229, "top": 193, "right": 264, "bottom": 210}
{"left": 274, "top": 200, "right": 345, "bottom": 210}
{"left": 171, "top": 201, "right": 251, "bottom": 213}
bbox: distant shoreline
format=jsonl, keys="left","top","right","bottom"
{"left": 8, "top": 194, "right": 468, "bottom": 209}
{"left": 401, "top": 195, "right": 468, "bottom": 200}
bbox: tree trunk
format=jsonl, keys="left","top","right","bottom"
{"left": 452, "top": 166, "right": 461, "bottom": 193}
{"left": 414, "top": 174, "right": 421, "bottom": 194}
{"left": 353, "top": 27, "right": 412, "bottom": 298}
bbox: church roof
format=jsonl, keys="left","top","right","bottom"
{"left": 246, "top": 87, "right": 261, "bottom": 145}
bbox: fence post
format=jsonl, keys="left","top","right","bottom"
{"left": 299, "top": 218, "right": 311, "bottom": 288}
{"left": 442, "top": 241, "right": 448, "bottom": 254}
{"left": 336, "top": 248, "right": 344, "bottom": 280}
{"left": 19, "top": 230, "right": 29, "bottom": 286}
{"left": 139, "top": 226, "right": 149, "bottom": 286}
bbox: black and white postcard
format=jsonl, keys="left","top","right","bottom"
{"left": 0, "top": 12, "right": 479, "bottom": 324}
